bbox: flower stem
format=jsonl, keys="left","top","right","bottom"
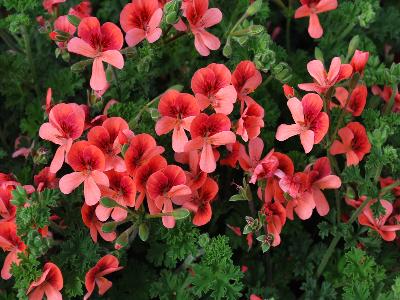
{"left": 384, "top": 83, "right": 398, "bottom": 114}
{"left": 22, "top": 26, "right": 39, "bottom": 96}
{"left": 316, "top": 196, "right": 373, "bottom": 277}
{"left": 286, "top": 0, "right": 293, "bottom": 52}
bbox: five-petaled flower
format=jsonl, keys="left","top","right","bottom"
{"left": 84, "top": 255, "right": 123, "bottom": 300}
{"left": 183, "top": 177, "right": 218, "bottom": 226}
{"left": 358, "top": 199, "right": 400, "bottom": 241}
{"left": 26, "top": 262, "right": 63, "bottom": 300}
{"left": 185, "top": 113, "right": 236, "bottom": 173}
{"left": 298, "top": 57, "right": 353, "bottom": 94}
{"left": 0, "top": 222, "right": 26, "bottom": 280}
{"left": 155, "top": 90, "right": 200, "bottom": 152}
{"left": 294, "top": 0, "right": 338, "bottom": 39}
{"left": 120, "top": 0, "right": 163, "bottom": 47}
{"left": 181, "top": 0, "right": 223, "bottom": 56}
{"left": 191, "top": 63, "right": 237, "bottom": 115}
{"left": 68, "top": 17, "right": 124, "bottom": 91}
{"left": 330, "top": 122, "right": 371, "bottom": 166}
{"left": 276, "top": 93, "right": 329, "bottom": 153}
{"left": 146, "top": 165, "right": 192, "bottom": 228}
{"left": 39, "top": 103, "right": 85, "bottom": 173}
{"left": 59, "top": 141, "right": 109, "bottom": 205}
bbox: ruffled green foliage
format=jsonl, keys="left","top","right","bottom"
{"left": 148, "top": 221, "right": 243, "bottom": 300}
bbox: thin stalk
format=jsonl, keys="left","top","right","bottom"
{"left": 286, "top": 0, "right": 293, "bottom": 51}
{"left": 22, "top": 26, "right": 40, "bottom": 96}
{"left": 316, "top": 196, "right": 373, "bottom": 277}
{"left": 384, "top": 83, "right": 398, "bottom": 114}
{"left": 111, "top": 67, "right": 122, "bottom": 100}
{"left": 272, "top": 0, "right": 287, "bottom": 11}
{"left": 163, "top": 31, "right": 186, "bottom": 44}
{"left": 0, "top": 29, "right": 23, "bottom": 53}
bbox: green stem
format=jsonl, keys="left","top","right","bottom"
{"left": 286, "top": 0, "right": 293, "bottom": 52}
{"left": 111, "top": 67, "right": 122, "bottom": 100}
{"left": 272, "top": 0, "right": 287, "bottom": 10}
{"left": 316, "top": 196, "right": 373, "bottom": 277}
{"left": 0, "top": 29, "right": 23, "bottom": 53}
{"left": 22, "top": 26, "right": 39, "bottom": 96}
{"left": 337, "top": 23, "right": 355, "bottom": 42}
{"left": 384, "top": 83, "right": 398, "bottom": 114}
{"left": 163, "top": 31, "right": 186, "bottom": 44}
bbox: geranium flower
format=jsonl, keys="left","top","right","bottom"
{"left": 294, "top": 0, "right": 338, "bottom": 39}
{"left": 96, "top": 170, "right": 136, "bottom": 222}
{"left": 232, "top": 61, "right": 262, "bottom": 110}
{"left": 0, "top": 222, "right": 26, "bottom": 280}
{"left": 280, "top": 172, "right": 315, "bottom": 220}
{"left": 174, "top": 150, "right": 208, "bottom": 191}
{"left": 59, "top": 141, "right": 109, "bottom": 206}
{"left": 124, "top": 134, "right": 165, "bottom": 177}
{"left": 12, "top": 136, "right": 34, "bottom": 159}
{"left": 67, "top": 17, "right": 124, "bottom": 91}
{"left": 183, "top": 0, "right": 222, "bottom": 56}
{"left": 84, "top": 255, "right": 123, "bottom": 300}
{"left": 87, "top": 117, "right": 129, "bottom": 172}
{"left": 184, "top": 113, "right": 236, "bottom": 173}
{"left": 26, "top": 262, "right": 63, "bottom": 300}
{"left": 182, "top": 177, "right": 218, "bottom": 226}
{"left": 276, "top": 93, "right": 329, "bottom": 153}
{"left": 146, "top": 165, "right": 192, "bottom": 228}
{"left": 220, "top": 142, "right": 242, "bottom": 168}
{"left": 350, "top": 50, "right": 369, "bottom": 74}
{"left": 358, "top": 199, "right": 400, "bottom": 241}
{"left": 305, "top": 157, "right": 341, "bottom": 216}
{"left": 372, "top": 85, "right": 400, "bottom": 113}
{"left": 298, "top": 57, "right": 353, "bottom": 94}
{"left": 134, "top": 155, "right": 167, "bottom": 212}
{"left": 120, "top": 0, "right": 163, "bottom": 47}
{"left": 69, "top": 1, "right": 92, "bottom": 19}
{"left": 191, "top": 63, "right": 237, "bottom": 114}
{"left": 155, "top": 90, "right": 200, "bottom": 152}
{"left": 236, "top": 101, "right": 265, "bottom": 142}
{"left": 248, "top": 145, "right": 294, "bottom": 203}
{"left": 43, "top": 0, "right": 66, "bottom": 13}
{"left": 39, "top": 103, "right": 85, "bottom": 173}
{"left": 332, "top": 85, "right": 367, "bottom": 116}
{"left": 50, "top": 15, "right": 76, "bottom": 49}
{"left": 81, "top": 203, "right": 116, "bottom": 242}
{"left": 0, "top": 189, "right": 16, "bottom": 222}
{"left": 262, "top": 200, "right": 286, "bottom": 247}
{"left": 239, "top": 137, "right": 265, "bottom": 174}
{"left": 330, "top": 122, "right": 371, "bottom": 166}
{"left": 34, "top": 167, "right": 59, "bottom": 192}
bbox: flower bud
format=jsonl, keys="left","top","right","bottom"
{"left": 246, "top": 0, "right": 263, "bottom": 16}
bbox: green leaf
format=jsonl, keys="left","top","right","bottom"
{"left": 67, "top": 15, "right": 81, "bottom": 27}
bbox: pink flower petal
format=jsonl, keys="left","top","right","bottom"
{"left": 125, "top": 28, "right": 146, "bottom": 47}
{"left": 308, "top": 13, "right": 323, "bottom": 39}
{"left": 90, "top": 57, "right": 107, "bottom": 91}
{"left": 67, "top": 37, "right": 97, "bottom": 58}
{"left": 59, "top": 172, "right": 85, "bottom": 194}
{"left": 101, "top": 50, "right": 124, "bottom": 69}
{"left": 84, "top": 176, "right": 101, "bottom": 205}
{"left": 200, "top": 143, "right": 216, "bottom": 173}
{"left": 300, "top": 130, "right": 315, "bottom": 153}
{"left": 275, "top": 124, "right": 301, "bottom": 141}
